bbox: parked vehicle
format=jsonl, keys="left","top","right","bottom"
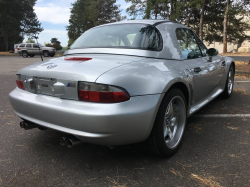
{"left": 17, "top": 43, "right": 56, "bottom": 58}
{"left": 14, "top": 44, "right": 22, "bottom": 56}
{"left": 9, "top": 20, "right": 235, "bottom": 157}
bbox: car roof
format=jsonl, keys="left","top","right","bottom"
{"left": 95, "top": 19, "right": 178, "bottom": 28}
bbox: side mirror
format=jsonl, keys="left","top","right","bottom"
{"left": 207, "top": 48, "right": 218, "bottom": 56}
{"left": 206, "top": 48, "right": 218, "bottom": 62}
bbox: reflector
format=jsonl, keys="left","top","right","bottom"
{"left": 64, "top": 57, "right": 92, "bottom": 61}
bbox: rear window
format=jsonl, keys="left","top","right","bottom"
{"left": 69, "top": 24, "right": 163, "bottom": 51}
{"left": 19, "top": 44, "right": 25, "bottom": 47}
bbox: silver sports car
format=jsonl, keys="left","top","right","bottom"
{"left": 9, "top": 20, "right": 235, "bottom": 157}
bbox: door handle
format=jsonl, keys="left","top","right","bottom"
{"left": 194, "top": 67, "right": 202, "bottom": 73}
{"left": 222, "top": 61, "right": 226, "bottom": 67}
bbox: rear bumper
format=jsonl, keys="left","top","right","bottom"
{"left": 9, "top": 88, "right": 163, "bottom": 145}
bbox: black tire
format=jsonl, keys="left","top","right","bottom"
{"left": 221, "top": 64, "right": 235, "bottom": 99}
{"left": 50, "top": 54, "right": 55, "bottom": 57}
{"left": 142, "top": 88, "right": 187, "bottom": 157}
{"left": 43, "top": 51, "right": 49, "bottom": 57}
{"left": 22, "top": 51, "right": 28, "bottom": 58}
{"left": 29, "top": 55, "right": 35, "bottom": 57}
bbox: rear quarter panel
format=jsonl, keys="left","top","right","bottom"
{"left": 96, "top": 58, "right": 192, "bottom": 97}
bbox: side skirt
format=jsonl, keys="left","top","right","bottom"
{"left": 187, "top": 88, "right": 223, "bottom": 117}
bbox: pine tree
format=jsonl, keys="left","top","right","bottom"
{"left": 0, "top": 0, "right": 43, "bottom": 51}
{"left": 66, "top": 0, "right": 124, "bottom": 43}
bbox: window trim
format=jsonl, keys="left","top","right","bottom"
{"left": 191, "top": 31, "right": 208, "bottom": 57}
{"left": 69, "top": 23, "right": 163, "bottom": 52}
{"left": 175, "top": 28, "right": 203, "bottom": 60}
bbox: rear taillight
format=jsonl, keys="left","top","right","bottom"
{"left": 78, "top": 82, "right": 130, "bottom": 103}
{"left": 17, "top": 48, "right": 19, "bottom": 50}
{"left": 16, "top": 75, "right": 25, "bottom": 90}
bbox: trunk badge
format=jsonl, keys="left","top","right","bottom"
{"left": 47, "top": 64, "right": 57, "bottom": 69}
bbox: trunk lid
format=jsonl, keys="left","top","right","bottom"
{"left": 18, "top": 54, "right": 144, "bottom": 100}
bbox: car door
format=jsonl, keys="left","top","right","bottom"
{"left": 26, "top": 44, "right": 32, "bottom": 54}
{"left": 176, "top": 28, "right": 222, "bottom": 103}
{"left": 32, "top": 44, "right": 40, "bottom": 55}
{"left": 193, "top": 32, "right": 225, "bottom": 94}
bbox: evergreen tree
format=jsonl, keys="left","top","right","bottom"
{"left": 66, "top": 0, "right": 125, "bottom": 43}
{"left": 0, "top": 0, "right": 43, "bottom": 51}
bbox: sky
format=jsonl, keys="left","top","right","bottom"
{"left": 26, "top": 0, "right": 131, "bottom": 47}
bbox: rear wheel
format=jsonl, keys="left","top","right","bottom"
{"left": 222, "top": 64, "right": 234, "bottom": 99}
{"left": 43, "top": 51, "right": 49, "bottom": 57}
{"left": 142, "top": 88, "right": 187, "bottom": 157}
{"left": 22, "top": 51, "right": 28, "bottom": 58}
{"left": 29, "top": 55, "right": 35, "bottom": 57}
{"left": 50, "top": 54, "right": 55, "bottom": 57}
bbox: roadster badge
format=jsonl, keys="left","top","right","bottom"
{"left": 47, "top": 64, "right": 57, "bottom": 69}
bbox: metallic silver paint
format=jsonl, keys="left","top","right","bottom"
{"left": 9, "top": 88, "right": 164, "bottom": 145}
{"left": 9, "top": 20, "right": 235, "bottom": 146}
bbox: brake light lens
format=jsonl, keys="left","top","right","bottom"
{"left": 17, "top": 48, "right": 19, "bottom": 50}
{"left": 16, "top": 75, "right": 25, "bottom": 90}
{"left": 64, "top": 57, "right": 92, "bottom": 61}
{"left": 78, "top": 82, "right": 130, "bottom": 103}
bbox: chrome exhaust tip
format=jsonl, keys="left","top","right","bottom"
{"left": 20, "top": 121, "right": 37, "bottom": 130}
{"left": 60, "top": 137, "right": 68, "bottom": 146}
{"left": 65, "top": 138, "right": 82, "bottom": 148}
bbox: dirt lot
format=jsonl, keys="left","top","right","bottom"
{"left": 235, "top": 61, "right": 250, "bottom": 72}
{"left": 0, "top": 56, "right": 250, "bottom": 187}
{"left": 221, "top": 52, "right": 250, "bottom": 56}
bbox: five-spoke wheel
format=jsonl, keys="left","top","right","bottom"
{"left": 142, "top": 88, "right": 186, "bottom": 157}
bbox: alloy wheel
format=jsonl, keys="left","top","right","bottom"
{"left": 228, "top": 68, "right": 234, "bottom": 95}
{"left": 163, "top": 96, "right": 186, "bottom": 149}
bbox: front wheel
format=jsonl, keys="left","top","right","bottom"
{"left": 43, "top": 51, "right": 49, "bottom": 57}
{"left": 22, "top": 51, "right": 28, "bottom": 58}
{"left": 142, "top": 88, "right": 187, "bottom": 157}
{"left": 221, "top": 64, "right": 235, "bottom": 99}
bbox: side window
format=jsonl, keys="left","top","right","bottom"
{"left": 26, "top": 44, "right": 31, "bottom": 48}
{"left": 193, "top": 32, "right": 207, "bottom": 56}
{"left": 176, "top": 28, "right": 202, "bottom": 60}
{"left": 33, "top": 44, "right": 38, "bottom": 48}
{"left": 19, "top": 44, "right": 25, "bottom": 47}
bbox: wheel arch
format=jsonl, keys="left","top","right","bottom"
{"left": 168, "top": 82, "right": 190, "bottom": 107}
{"left": 231, "top": 61, "right": 235, "bottom": 72}
{"left": 146, "top": 80, "right": 191, "bottom": 140}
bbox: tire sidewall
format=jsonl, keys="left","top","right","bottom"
{"left": 22, "top": 51, "right": 28, "bottom": 58}
{"left": 153, "top": 88, "right": 187, "bottom": 156}
{"left": 224, "top": 65, "right": 235, "bottom": 98}
{"left": 43, "top": 51, "right": 49, "bottom": 57}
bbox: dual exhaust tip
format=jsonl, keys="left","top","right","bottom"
{"left": 20, "top": 121, "right": 82, "bottom": 148}
{"left": 60, "top": 136, "right": 82, "bottom": 148}
{"left": 20, "top": 121, "right": 37, "bottom": 130}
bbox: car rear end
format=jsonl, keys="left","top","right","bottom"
{"left": 14, "top": 44, "right": 19, "bottom": 54}
{"left": 9, "top": 55, "right": 161, "bottom": 146}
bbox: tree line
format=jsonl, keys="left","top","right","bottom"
{"left": 66, "top": 0, "right": 126, "bottom": 47}
{"left": 0, "top": 0, "right": 43, "bottom": 51}
{"left": 67, "top": 0, "right": 250, "bottom": 52}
